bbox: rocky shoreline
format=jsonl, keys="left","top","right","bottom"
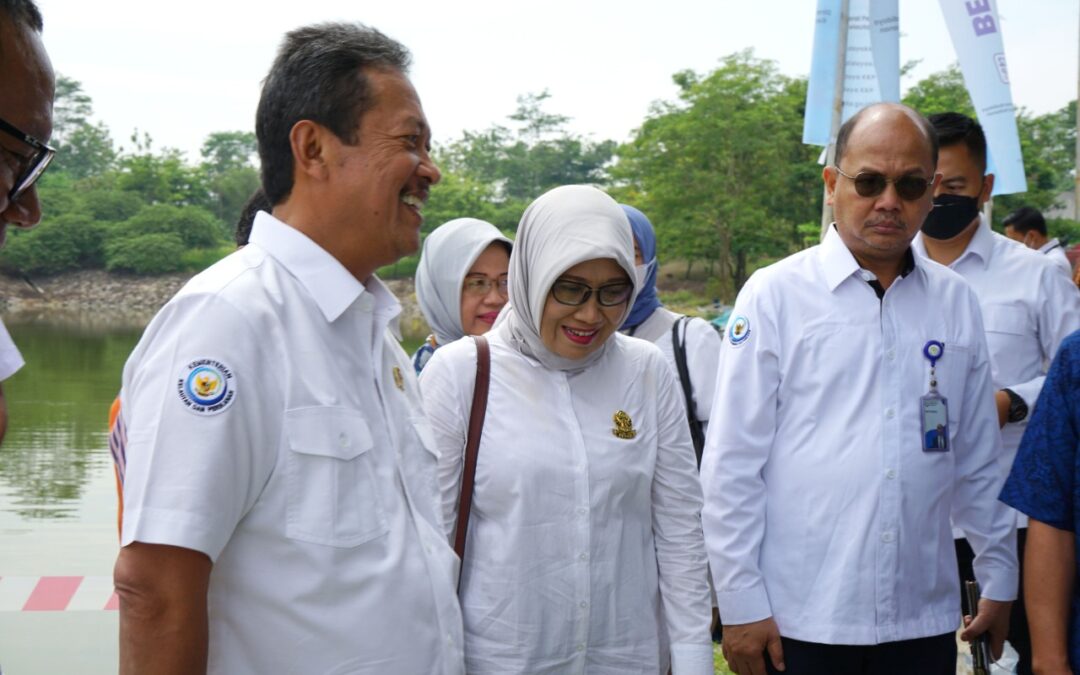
{"left": 0, "top": 271, "right": 430, "bottom": 338}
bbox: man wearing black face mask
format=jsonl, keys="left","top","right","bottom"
{"left": 914, "top": 111, "right": 1080, "bottom": 675}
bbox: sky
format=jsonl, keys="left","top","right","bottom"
{"left": 35, "top": 0, "right": 1080, "bottom": 162}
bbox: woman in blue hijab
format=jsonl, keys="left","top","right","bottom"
{"left": 620, "top": 204, "right": 721, "bottom": 460}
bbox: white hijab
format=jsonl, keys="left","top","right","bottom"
{"left": 497, "top": 185, "right": 637, "bottom": 372}
{"left": 414, "top": 218, "right": 512, "bottom": 345}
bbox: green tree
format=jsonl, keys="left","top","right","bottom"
{"left": 111, "top": 203, "right": 225, "bottom": 249}
{"left": 613, "top": 51, "right": 820, "bottom": 294}
{"left": 199, "top": 131, "right": 261, "bottom": 227}
{"left": 105, "top": 233, "right": 186, "bottom": 274}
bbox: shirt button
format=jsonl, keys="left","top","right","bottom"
{"left": 577, "top": 508, "right": 587, "bottom": 516}
{"left": 580, "top": 600, "right": 588, "bottom": 609}
{"left": 338, "top": 433, "right": 349, "bottom": 447}
{"left": 359, "top": 295, "right": 375, "bottom": 311}
{"left": 881, "top": 531, "right": 894, "bottom": 543}
{"left": 576, "top": 643, "right": 585, "bottom": 652}
{"left": 886, "top": 348, "right": 896, "bottom": 361}
{"left": 447, "top": 633, "right": 454, "bottom": 646}
{"left": 886, "top": 469, "right": 897, "bottom": 480}
{"left": 885, "top": 407, "right": 895, "bottom": 419}
{"left": 579, "top": 553, "right": 588, "bottom": 561}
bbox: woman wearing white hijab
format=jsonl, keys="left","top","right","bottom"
{"left": 413, "top": 218, "right": 513, "bottom": 373}
{"left": 420, "top": 186, "right": 713, "bottom": 674}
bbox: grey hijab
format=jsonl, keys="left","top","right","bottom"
{"left": 497, "top": 185, "right": 637, "bottom": 372}
{"left": 414, "top": 218, "right": 512, "bottom": 345}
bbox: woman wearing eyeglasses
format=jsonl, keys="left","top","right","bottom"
{"left": 413, "top": 218, "right": 512, "bottom": 374}
{"left": 419, "top": 185, "right": 713, "bottom": 674}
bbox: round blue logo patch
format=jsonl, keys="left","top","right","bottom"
{"left": 728, "top": 316, "right": 751, "bottom": 345}
{"left": 177, "top": 359, "right": 236, "bottom": 415}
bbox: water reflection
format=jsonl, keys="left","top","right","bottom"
{"left": 0, "top": 315, "right": 141, "bottom": 520}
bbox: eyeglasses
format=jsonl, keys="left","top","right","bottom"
{"left": 834, "top": 167, "right": 933, "bottom": 201}
{"left": 0, "top": 116, "right": 56, "bottom": 202}
{"left": 463, "top": 276, "right": 509, "bottom": 297}
{"left": 550, "top": 279, "right": 633, "bottom": 307}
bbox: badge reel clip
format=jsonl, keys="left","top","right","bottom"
{"left": 921, "top": 341, "right": 949, "bottom": 453}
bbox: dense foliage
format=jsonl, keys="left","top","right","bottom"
{"left": 4, "top": 62, "right": 1078, "bottom": 298}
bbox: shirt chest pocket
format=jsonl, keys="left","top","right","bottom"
{"left": 283, "top": 407, "right": 389, "bottom": 548}
{"left": 982, "top": 304, "right": 1029, "bottom": 338}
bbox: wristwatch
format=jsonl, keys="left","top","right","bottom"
{"left": 1003, "top": 388, "right": 1028, "bottom": 423}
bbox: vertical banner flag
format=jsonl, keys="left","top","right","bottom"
{"left": 803, "top": 0, "right": 900, "bottom": 146}
{"left": 938, "top": 0, "right": 1027, "bottom": 195}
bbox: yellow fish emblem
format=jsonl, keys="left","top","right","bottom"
{"left": 612, "top": 410, "right": 637, "bottom": 439}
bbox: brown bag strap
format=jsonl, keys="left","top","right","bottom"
{"left": 453, "top": 335, "right": 490, "bottom": 583}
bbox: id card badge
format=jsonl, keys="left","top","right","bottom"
{"left": 921, "top": 340, "right": 949, "bottom": 453}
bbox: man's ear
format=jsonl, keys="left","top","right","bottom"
{"left": 979, "top": 173, "right": 995, "bottom": 207}
{"left": 289, "top": 120, "right": 330, "bottom": 182}
{"left": 823, "top": 166, "right": 838, "bottom": 206}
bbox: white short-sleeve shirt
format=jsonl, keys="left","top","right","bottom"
{"left": 0, "top": 318, "right": 24, "bottom": 381}
{"left": 420, "top": 330, "right": 714, "bottom": 675}
{"left": 117, "top": 212, "right": 464, "bottom": 675}
{"left": 702, "top": 225, "right": 1017, "bottom": 645}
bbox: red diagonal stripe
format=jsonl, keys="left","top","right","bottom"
{"left": 104, "top": 592, "right": 119, "bottom": 610}
{"left": 22, "top": 576, "right": 83, "bottom": 611}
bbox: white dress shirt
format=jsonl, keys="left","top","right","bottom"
{"left": 1038, "top": 237, "right": 1073, "bottom": 278}
{"left": 0, "top": 318, "right": 24, "bottom": 381}
{"left": 421, "top": 329, "right": 713, "bottom": 674}
{"left": 117, "top": 212, "right": 464, "bottom": 675}
{"left": 624, "top": 307, "right": 721, "bottom": 437}
{"left": 915, "top": 219, "right": 1080, "bottom": 529}
{"left": 702, "top": 225, "right": 1017, "bottom": 645}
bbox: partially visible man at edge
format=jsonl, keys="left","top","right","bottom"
{"left": 703, "top": 103, "right": 1017, "bottom": 675}
{"left": 112, "top": 23, "right": 464, "bottom": 675}
{"left": 0, "top": 0, "right": 55, "bottom": 444}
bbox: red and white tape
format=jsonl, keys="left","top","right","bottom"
{"left": 0, "top": 576, "right": 118, "bottom": 612}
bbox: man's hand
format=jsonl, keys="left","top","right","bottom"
{"left": 960, "top": 598, "right": 1011, "bottom": 661}
{"left": 994, "top": 390, "right": 1010, "bottom": 428}
{"left": 721, "top": 617, "right": 785, "bottom": 675}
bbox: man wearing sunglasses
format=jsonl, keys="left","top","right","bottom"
{"left": 703, "top": 103, "right": 1017, "bottom": 675}
{"left": 913, "top": 112, "right": 1080, "bottom": 675}
{"left": 0, "top": 0, "right": 55, "bottom": 444}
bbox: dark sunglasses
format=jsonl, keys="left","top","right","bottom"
{"left": 834, "top": 167, "right": 933, "bottom": 201}
{"left": 0, "top": 116, "right": 56, "bottom": 202}
{"left": 550, "top": 279, "right": 633, "bottom": 307}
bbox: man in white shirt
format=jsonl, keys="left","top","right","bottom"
{"left": 703, "top": 103, "right": 1017, "bottom": 675}
{"left": 0, "top": 0, "right": 55, "bottom": 444}
{"left": 112, "top": 23, "right": 464, "bottom": 675}
{"left": 1002, "top": 206, "right": 1074, "bottom": 278}
{"left": 915, "top": 111, "right": 1080, "bottom": 675}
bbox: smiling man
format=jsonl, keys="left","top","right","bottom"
{"left": 0, "top": 0, "right": 55, "bottom": 444}
{"left": 112, "top": 23, "right": 463, "bottom": 675}
{"left": 702, "top": 103, "right": 1017, "bottom": 675}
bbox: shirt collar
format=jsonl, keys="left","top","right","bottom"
{"left": 911, "top": 213, "right": 992, "bottom": 270}
{"left": 1040, "top": 238, "right": 1062, "bottom": 253}
{"left": 249, "top": 211, "right": 392, "bottom": 324}
{"left": 820, "top": 223, "right": 917, "bottom": 293}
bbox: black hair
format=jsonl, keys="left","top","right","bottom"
{"left": 234, "top": 188, "right": 272, "bottom": 247}
{"left": 927, "top": 111, "right": 987, "bottom": 174}
{"left": 255, "top": 22, "right": 411, "bottom": 206}
{"left": 0, "top": 0, "right": 43, "bottom": 32}
{"left": 835, "top": 103, "right": 939, "bottom": 169}
{"left": 1002, "top": 206, "right": 1047, "bottom": 236}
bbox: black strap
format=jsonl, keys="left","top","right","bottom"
{"left": 671, "top": 317, "right": 706, "bottom": 467}
{"left": 453, "top": 336, "right": 490, "bottom": 592}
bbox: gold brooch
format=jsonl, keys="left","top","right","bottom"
{"left": 392, "top": 366, "right": 405, "bottom": 391}
{"left": 612, "top": 410, "right": 637, "bottom": 439}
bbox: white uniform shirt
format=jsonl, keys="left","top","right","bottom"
{"left": 702, "top": 225, "right": 1017, "bottom": 645}
{"left": 1038, "top": 237, "right": 1073, "bottom": 278}
{"left": 118, "top": 212, "right": 464, "bottom": 675}
{"left": 624, "top": 307, "right": 721, "bottom": 437}
{"left": 420, "top": 330, "right": 713, "bottom": 675}
{"left": 914, "top": 220, "right": 1080, "bottom": 525}
{"left": 0, "top": 318, "right": 24, "bottom": 381}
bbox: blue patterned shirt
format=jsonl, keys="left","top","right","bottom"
{"left": 1000, "top": 330, "right": 1080, "bottom": 669}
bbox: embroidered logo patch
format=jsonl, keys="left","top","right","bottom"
{"left": 177, "top": 359, "right": 236, "bottom": 415}
{"left": 728, "top": 315, "right": 751, "bottom": 345}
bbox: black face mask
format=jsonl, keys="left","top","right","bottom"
{"left": 921, "top": 193, "right": 981, "bottom": 240}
